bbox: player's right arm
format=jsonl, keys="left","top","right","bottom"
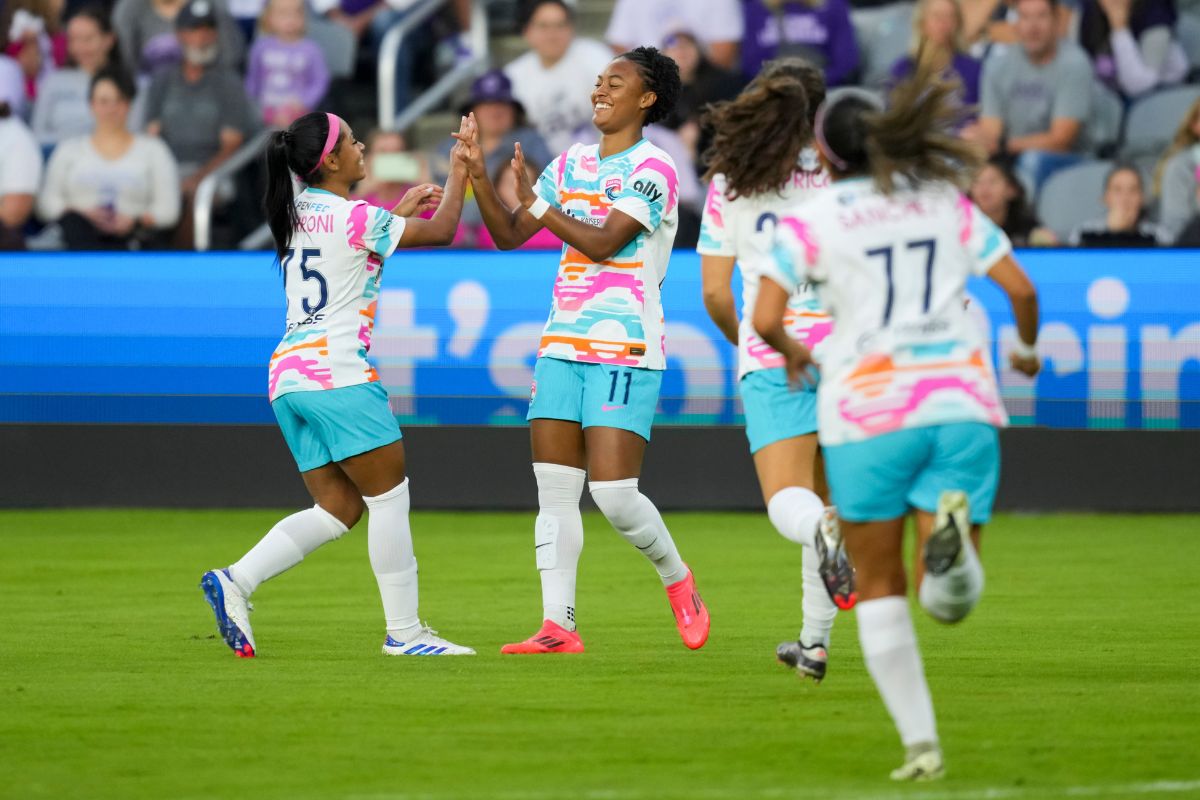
{"left": 453, "top": 114, "right": 543, "bottom": 249}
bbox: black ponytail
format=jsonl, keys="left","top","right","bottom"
{"left": 262, "top": 112, "right": 343, "bottom": 264}
{"left": 618, "top": 46, "right": 681, "bottom": 126}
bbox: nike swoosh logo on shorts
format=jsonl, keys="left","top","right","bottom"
{"left": 601, "top": 404, "right": 625, "bottom": 412}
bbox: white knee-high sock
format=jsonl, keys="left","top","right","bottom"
{"left": 857, "top": 596, "right": 939, "bottom": 748}
{"left": 365, "top": 479, "right": 420, "bottom": 639}
{"left": 589, "top": 479, "right": 688, "bottom": 586}
{"left": 766, "top": 487, "right": 823, "bottom": 548}
{"left": 533, "top": 463, "right": 586, "bottom": 631}
{"left": 920, "top": 538, "right": 985, "bottom": 623}
{"left": 229, "top": 504, "right": 348, "bottom": 596}
{"left": 799, "top": 543, "right": 837, "bottom": 647}
{"left": 767, "top": 487, "right": 836, "bottom": 646}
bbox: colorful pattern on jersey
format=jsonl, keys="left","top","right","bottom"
{"left": 267, "top": 189, "right": 405, "bottom": 401}
{"left": 535, "top": 140, "right": 679, "bottom": 370}
{"left": 756, "top": 179, "right": 1012, "bottom": 445}
{"left": 697, "top": 163, "right": 833, "bottom": 379}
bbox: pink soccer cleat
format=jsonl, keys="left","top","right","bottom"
{"left": 666, "top": 567, "right": 710, "bottom": 650}
{"left": 500, "top": 620, "right": 585, "bottom": 654}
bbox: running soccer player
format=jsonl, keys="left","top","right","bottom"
{"left": 453, "top": 47, "right": 710, "bottom": 654}
{"left": 200, "top": 112, "right": 476, "bottom": 658}
{"left": 697, "top": 58, "right": 854, "bottom": 684}
{"left": 750, "top": 58, "right": 1041, "bottom": 780}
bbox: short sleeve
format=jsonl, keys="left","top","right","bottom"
{"left": 755, "top": 212, "right": 822, "bottom": 294}
{"left": 1053, "top": 51, "right": 1092, "bottom": 122}
{"left": 349, "top": 202, "right": 407, "bottom": 259}
{"left": 534, "top": 153, "right": 564, "bottom": 208}
{"left": 0, "top": 121, "right": 43, "bottom": 195}
{"left": 957, "top": 194, "right": 1012, "bottom": 275}
{"left": 697, "top": 176, "right": 736, "bottom": 256}
{"left": 612, "top": 154, "right": 677, "bottom": 233}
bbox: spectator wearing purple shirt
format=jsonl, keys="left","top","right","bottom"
{"left": 740, "top": 0, "right": 861, "bottom": 85}
{"left": 889, "top": 0, "right": 982, "bottom": 111}
{"left": 244, "top": 0, "right": 329, "bottom": 128}
{"left": 1079, "top": 0, "right": 1188, "bottom": 97}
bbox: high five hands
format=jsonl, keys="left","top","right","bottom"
{"left": 451, "top": 113, "right": 486, "bottom": 181}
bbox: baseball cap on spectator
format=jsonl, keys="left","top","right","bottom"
{"left": 176, "top": 0, "right": 218, "bottom": 30}
{"left": 460, "top": 69, "right": 525, "bottom": 116}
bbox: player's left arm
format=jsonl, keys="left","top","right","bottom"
{"left": 749, "top": 221, "right": 819, "bottom": 388}
{"left": 512, "top": 142, "right": 664, "bottom": 263}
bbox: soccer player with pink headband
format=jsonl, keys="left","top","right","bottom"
{"left": 200, "top": 111, "right": 476, "bottom": 658}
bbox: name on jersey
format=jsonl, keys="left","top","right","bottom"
{"left": 296, "top": 200, "right": 331, "bottom": 213}
{"left": 295, "top": 214, "right": 334, "bottom": 234}
{"left": 838, "top": 198, "right": 931, "bottom": 230}
{"left": 789, "top": 170, "right": 830, "bottom": 190}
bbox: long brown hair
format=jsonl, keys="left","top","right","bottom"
{"left": 1153, "top": 96, "right": 1200, "bottom": 197}
{"left": 818, "top": 47, "right": 981, "bottom": 193}
{"left": 702, "top": 58, "right": 826, "bottom": 199}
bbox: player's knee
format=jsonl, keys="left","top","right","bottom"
{"left": 318, "top": 494, "right": 363, "bottom": 530}
{"left": 588, "top": 479, "right": 643, "bottom": 531}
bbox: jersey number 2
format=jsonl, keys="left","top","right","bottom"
{"left": 865, "top": 239, "right": 936, "bottom": 325}
{"left": 283, "top": 248, "right": 327, "bottom": 315}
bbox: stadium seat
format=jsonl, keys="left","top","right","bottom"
{"left": 308, "top": 14, "right": 358, "bottom": 80}
{"left": 1119, "top": 85, "right": 1200, "bottom": 162}
{"left": 852, "top": 3, "right": 916, "bottom": 88}
{"left": 1036, "top": 159, "right": 1113, "bottom": 241}
{"left": 1087, "top": 81, "right": 1125, "bottom": 157}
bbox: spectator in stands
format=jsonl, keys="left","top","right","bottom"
{"left": 4, "top": 2, "right": 65, "bottom": 113}
{"left": 969, "top": 157, "right": 1058, "bottom": 245}
{"left": 1155, "top": 96, "right": 1200, "bottom": 241}
{"left": 504, "top": 0, "right": 612, "bottom": 156}
{"left": 605, "top": 0, "right": 744, "bottom": 70}
{"left": 1172, "top": 185, "right": 1200, "bottom": 245}
{"left": 660, "top": 29, "right": 742, "bottom": 176}
{"left": 32, "top": 6, "right": 125, "bottom": 149}
{"left": 244, "top": 0, "right": 329, "bottom": 129}
{"left": 38, "top": 69, "right": 179, "bottom": 249}
{"left": 1079, "top": 0, "right": 1188, "bottom": 98}
{"left": 0, "top": 55, "right": 30, "bottom": 120}
{"left": 740, "top": 0, "right": 861, "bottom": 85}
{"left": 143, "top": 0, "right": 257, "bottom": 246}
{"left": 113, "top": 0, "right": 243, "bottom": 78}
{"left": 431, "top": 70, "right": 550, "bottom": 185}
{"left": 1068, "top": 163, "right": 1171, "bottom": 246}
{"left": 352, "top": 128, "right": 430, "bottom": 210}
{"left": 974, "top": 0, "right": 1093, "bottom": 193}
{"left": 0, "top": 77, "right": 43, "bottom": 248}
{"left": 476, "top": 159, "right": 561, "bottom": 250}
{"left": 890, "top": 0, "right": 982, "bottom": 111}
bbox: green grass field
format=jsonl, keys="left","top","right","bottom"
{"left": 1, "top": 510, "right": 1198, "bottom": 800}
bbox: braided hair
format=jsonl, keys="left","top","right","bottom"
{"left": 617, "top": 46, "right": 682, "bottom": 126}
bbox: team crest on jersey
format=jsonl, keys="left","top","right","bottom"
{"left": 604, "top": 177, "right": 622, "bottom": 201}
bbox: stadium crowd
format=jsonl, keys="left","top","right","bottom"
{"left": 1, "top": 0, "right": 1198, "bottom": 251}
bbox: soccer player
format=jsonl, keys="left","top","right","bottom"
{"left": 697, "top": 58, "right": 854, "bottom": 684}
{"left": 453, "top": 48, "right": 710, "bottom": 654}
{"left": 200, "top": 112, "right": 476, "bottom": 658}
{"left": 750, "top": 57, "right": 1041, "bottom": 780}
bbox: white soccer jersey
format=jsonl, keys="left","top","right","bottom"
{"left": 533, "top": 139, "right": 679, "bottom": 370}
{"left": 697, "top": 151, "right": 832, "bottom": 380}
{"left": 751, "top": 178, "right": 1012, "bottom": 446}
{"left": 267, "top": 187, "right": 407, "bottom": 401}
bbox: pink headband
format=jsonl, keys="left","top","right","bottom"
{"left": 307, "top": 113, "right": 341, "bottom": 176}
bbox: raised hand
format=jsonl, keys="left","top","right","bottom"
{"left": 451, "top": 113, "right": 486, "bottom": 180}
{"left": 511, "top": 142, "right": 537, "bottom": 208}
{"left": 1009, "top": 351, "right": 1041, "bottom": 378}
{"left": 393, "top": 183, "right": 443, "bottom": 217}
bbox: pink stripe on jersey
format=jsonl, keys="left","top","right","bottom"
{"left": 779, "top": 217, "right": 820, "bottom": 267}
{"left": 636, "top": 157, "right": 678, "bottom": 212}
{"left": 704, "top": 181, "right": 724, "bottom": 229}
{"left": 554, "top": 270, "right": 645, "bottom": 311}
{"left": 957, "top": 193, "right": 973, "bottom": 245}
{"left": 347, "top": 202, "right": 368, "bottom": 250}
{"left": 557, "top": 154, "right": 569, "bottom": 188}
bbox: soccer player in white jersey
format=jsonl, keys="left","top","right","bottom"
{"left": 698, "top": 58, "right": 854, "bottom": 684}
{"left": 453, "top": 47, "right": 711, "bottom": 654}
{"left": 200, "top": 112, "right": 476, "bottom": 658}
{"left": 750, "top": 58, "right": 1042, "bottom": 780}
